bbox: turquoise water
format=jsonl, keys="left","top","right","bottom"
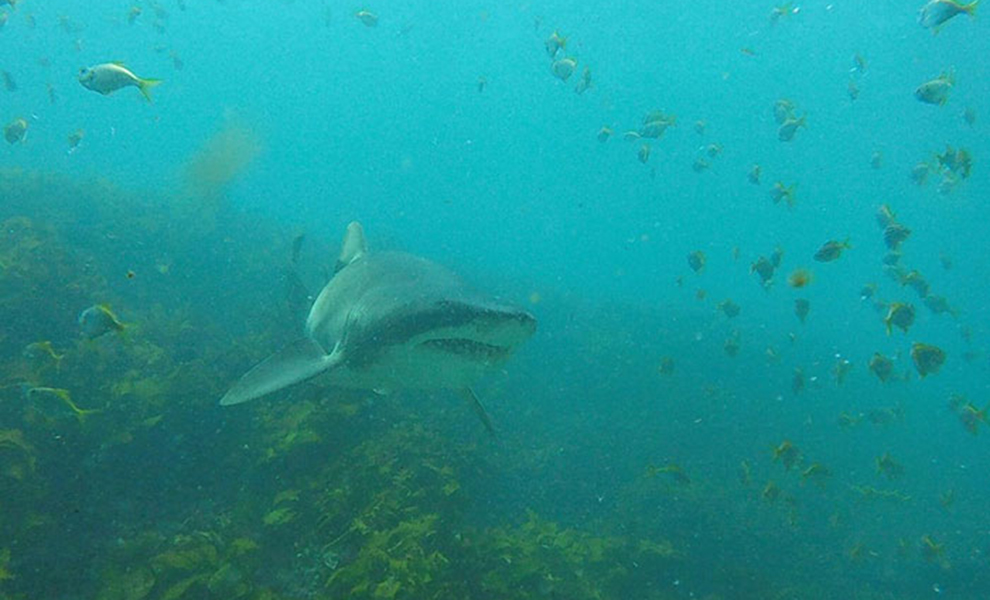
{"left": 1, "top": 1, "right": 988, "bottom": 598}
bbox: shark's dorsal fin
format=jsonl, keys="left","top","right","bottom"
{"left": 335, "top": 221, "right": 367, "bottom": 273}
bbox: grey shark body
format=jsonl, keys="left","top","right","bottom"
{"left": 220, "top": 222, "right": 536, "bottom": 432}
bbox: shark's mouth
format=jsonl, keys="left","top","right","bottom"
{"left": 418, "top": 337, "right": 513, "bottom": 362}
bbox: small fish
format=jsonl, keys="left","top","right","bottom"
{"left": 875, "top": 204, "right": 897, "bottom": 229}
{"left": 791, "top": 367, "right": 805, "bottom": 395}
{"left": 78, "top": 63, "right": 162, "bottom": 102}
{"left": 813, "top": 239, "right": 851, "bottom": 262}
{"left": 773, "top": 98, "right": 795, "bottom": 124}
{"left": 939, "top": 253, "right": 953, "bottom": 271}
{"left": 852, "top": 53, "right": 868, "bottom": 75}
{"left": 762, "top": 481, "right": 781, "bottom": 503}
{"left": 658, "top": 357, "right": 675, "bottom": 376}
{"left": 78, "top": 304, "right": 125, "bottom": 339}
{"left": 937, "top": 145, "right": 972, "bottom": 178}
{"left": 718, "top": 299, "right": 740, "bottom": 318}
{"left": 801, "top": 463, "right": 831, "bottom": 487}
{"left": 765, "top": 345, "right": 780, "bottom": 363}
{"left": 751, "top": 256, "right": 775, "bottom": 288}
{"left": 788, "top": 269, "right": 812, "bottom": 289}
{"left": 910, "top": 162, "right": 930, "bottom": 185}
{"left": 915, "top": 71, "right": 954, "bottom": 106}
{"left": 949, "top": 396, "right": 987, "bottom": 435}
{"left": 637, "top": 143, "right": 650, "bottom": 164}
{"left": 937, "top": 172, "right": 959, "bottom": 196}
{"left": 545, "top": 30, "right": 566, "bottom": 58}
{"left": 127, "top": 6, "right": 142, "bottom": 24}
{"left": 687, "top": 250, "right": 706, "bottom": 273}
{"left": 705, "top": 143, "right": 722, "bottom": 158}
{"left": 692, "top": 157, "right": 711, "bottom": 173}
{"left": 723, "top": 334, "right": 740, "bottom": 357}
{"left": 832, "top": 358, "right": 852, "bottom": 384}
{"left": 739, "top": 460, "right": 752, "bottom": 485}
{"left": 868, "top": 352, "right": 895, "bottom": 382}
{"left": 748, "top": 164, "right": 761, "bottom": 185}
{"left": 920, "top": 535, "right": 947, "bottom": 567}
{"left": 769, "top": 182, "right": 796, "bottom": 207}
{"left": 639, "top": 110, "right": 676, "bottom": 138}
{"left": 901, "top": 270, "right": 929, "bottom": 298}
{"left": 67, "top": 129, "right": 84, "bottom": 154}
{"left": 170, "top": 50, "right": 184, "bottom": 71}
{"left": 772, "top": 440, "right": 801, "bottom": 470}
{"left": 646, "top": 463, "right": 691, "bottom": 485}
{"left": 875, "top": 452, "right": 904, "bottom": 479}
{"left": 962, "top": 106, "right": 977, "bottom": 126}
{"left": 290, "top": 233, "right": 306, "bottom": 265}
{"left": 574, "top": 66, "right": 592, "bottom": 95}
{"left": 3, "top": 117, "right": 28, "bottom": 144}
{"left": 837, "top": 411, "right": 862, "bottom": 428}
{"left": 923, "top": 295, "right": 957, "bottom": 318}
{"left": 770, "top": 247, "right": 784, "bottom": 268}
{"left": 1, "top": 70, "right": 16, "bottom": 92}
{"left": 550, "top": 57, "right": 577, "bottom": 82}
{"left": 23, "top": 341, "right": 64, "bottom": 372}
{"left": 883, "top": 302, "right": 915, "bottom": 335}
{"left": 694, "top": 120, "right": 706, "bottom": 135}
{"left": 777, "top": 115, "right": 806, "bottom": 142}
{"left": 355, "top": 9, "right": 378, "bottom": 27}
{"left": 58, "top": 15, "right": 84, "bottom": 34}
{"left": 770, "top": 3, "right": 798, "bottom": 24}
{"left": 476, "top": 76, "right": 486, "bottom": 93}
{"left": 918, "top": 0, "right": 978, "bottom": 33}
{"left": 24, "top": 386, "right": 100, "bottom": 423}
{"left": 867, "top": 406, "right": 903, "bottom": 426}
{"left": 847, "top": 79, "right": 860, "bottom": 101}
{"left": 911, "top": 342, "right": 946, "bottom": 378}
{"left": 596, "top": 126, "right": 612, "bottom": 143}
{"left": 794, "top": 298, "right": 810, "bottom": 323}
{"left": 859, "top": 283, "right": 877, "bottom": 300}
{"left": 870, "top": 150, "right": 883, "bottom": 169}
{"left": 883, "top": 223, "right": 911, "bottom": 250}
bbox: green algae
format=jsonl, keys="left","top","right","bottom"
{"left": 95, "top": 567, "right": 155, "bottom": 600}
{"left": 0, "top": 167, "right": 900, "bottom": 600}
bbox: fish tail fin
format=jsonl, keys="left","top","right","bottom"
{"left": 75, "top": 407, "right": 102, "bottom": 426}
{"left": 965, "top": 0, "right": 978, "bottom": 17}
{"left": 138, "top": 78, "right": 163, "bottom": 102}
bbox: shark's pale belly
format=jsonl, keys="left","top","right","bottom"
{"left": 325, "top": 342, "right": 507, "bottom": 391}
{"left": 322, "top": 325, "right": 523, "bottom": 392}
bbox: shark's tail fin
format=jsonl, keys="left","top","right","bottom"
{"left": 220, "top": 338, "right": 341, "bottom": 406}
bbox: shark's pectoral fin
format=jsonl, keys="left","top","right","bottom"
{"left": 458, "top": 387, "right": 497, "bottom": 439}
{"left": 220, "top": 338, "right": 342, "bottom": 406}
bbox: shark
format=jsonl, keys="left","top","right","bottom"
{"left": 220, "top": 222, "right": 537, "bottom": 434}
